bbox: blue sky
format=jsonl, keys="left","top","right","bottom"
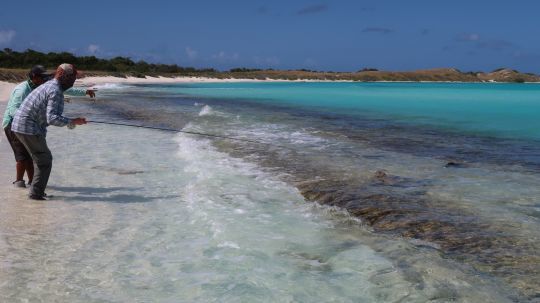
{"left": 1, "top": 0, "right": 539, "bottom": 72}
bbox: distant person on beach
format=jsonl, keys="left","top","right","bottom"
{"left": 10, "top": 64, "right": 88, "bottom": 200}
{"left": 2, "top": 65, "right": 95, "bottom": 189}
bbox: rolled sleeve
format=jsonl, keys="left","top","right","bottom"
{"left": 46, "top": 91, "right": 70, "bottom": 126}
{"left": 65, "top": 87, "right": 87, "bottom": 96}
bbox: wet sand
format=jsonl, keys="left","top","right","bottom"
{"left": 0, "top": 81, "right": 16, "bottom": 104}
{"left": 1, "top": 81, "right": 20, "bottom": 202}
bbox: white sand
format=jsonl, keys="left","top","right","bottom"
{"left": 0, "top": 83, "right": 19, "bottom": 201}
{"left": 75, "top": 75, "right": 346, "bottom": 87}
{"left": 2, "top": 76, "right": 269, "bottom": 103}
{"left": 77, "top": 75, "right": 273, "bottom": 86}
{"left": 0, "top": 81, "right": 16, "bottom": 103}
{"left": 0, "top": 76, "right": 270, "bottom": 103}
{"left": 2, "top": 76, "right": 340, "bottom": 101}
{"left": 0, "top": 76, "right": 282, "bottom": 104}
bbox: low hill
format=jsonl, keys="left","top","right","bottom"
{"left": 2, "top": 47, "right": 539, "bottom": 84}
{"left": 477, "top": 68, "right": 538, "bottom": 83}
{"left": 2, "top": 67, "right": 538, "bottom": 83}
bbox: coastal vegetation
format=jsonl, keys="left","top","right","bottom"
{"left": 1, "top": 48, "right": 538, "bottom": 83}
{"left": 0, "top": 48, "right": 216, "bottom": 75}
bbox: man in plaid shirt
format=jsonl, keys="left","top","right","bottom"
{"left": 11, "top": 63, "right": 87, "bottom": 200}
{"left": 3, "top": 65, "right": 95, "bottom": 189}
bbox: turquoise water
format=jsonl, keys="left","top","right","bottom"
{"left": 155, "top": 82, "right": 540, "bottom": 141}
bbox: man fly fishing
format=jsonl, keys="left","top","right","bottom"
{"left": 3, "top": 65, "right": 95, "bottom": 189}
{"left": 11, "top": 63, "right": 88, "bottom": 200}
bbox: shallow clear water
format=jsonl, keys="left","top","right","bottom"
{"left": 0, "top": 125, "right": 513, "bottom": 303}
{"left": 1, "top": 81, "right": 539, "bottom": 302}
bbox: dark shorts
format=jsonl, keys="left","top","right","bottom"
{"left": 4, "top": 123, "right": 32, "bottom": 162}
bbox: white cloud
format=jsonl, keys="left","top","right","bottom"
{"left": 0, "top": 30, "right": 16, "bottom": 45}
{"left": 456, "top": 33, "right": 480, "bottom": 42}
{"left": 185, "top": 47, "right": 198, "bottom": 60}
{"left": 88, "top": 44, "right": 100, "bottom": 54}
{"left": 211, "top": 51, "right": 239, "bottom": 61}
{"left": 468, "top": 34, "right": 480, "bottom": 41}
{"left": 212, "top": 51, "right": 226, "bottom": 60}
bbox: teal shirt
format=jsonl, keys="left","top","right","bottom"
{"left": 2, "top": 80, "right": 87, "bottom": 128}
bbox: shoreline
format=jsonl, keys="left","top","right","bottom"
{"left": 76, "top": 76, "right": 540, "bottom": 86}
{"left": 3, "top": 75, "right": 540, "bottom": 105}
{"left": 3, "top": 76, "right": 540, "bottom": 103}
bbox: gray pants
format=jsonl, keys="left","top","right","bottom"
{"left": 14, "top": 133, "right": 52, "bottom": 197}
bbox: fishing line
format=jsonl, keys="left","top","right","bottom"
{"left": 86, "top": 120, "right": 286, "bottom": 148}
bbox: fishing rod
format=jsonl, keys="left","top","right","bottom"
{"left": 86, "top": 119, "right": 281, "bottom": 147}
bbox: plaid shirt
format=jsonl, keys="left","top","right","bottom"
{"left": 3, "top": 80, "right": 87, "bottom": 129}
{"left": 11, "top": 79, "right": 72, "bottom": 135}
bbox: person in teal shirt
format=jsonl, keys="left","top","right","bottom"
{"left": 2, "top": 65, "right": 95, "bottom": 188}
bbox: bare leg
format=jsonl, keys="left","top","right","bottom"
{"left": 24, "top": 159, "right": 34, "bottom": 184}
{"left": 15, "top": 161, "right": 25, "bottom": 181}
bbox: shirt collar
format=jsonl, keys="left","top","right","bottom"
{"left": 50, "top": 78, "right": 64, "bottom": 91}
{"left": 27, "top": 79, "right": 38, "bottom": 90}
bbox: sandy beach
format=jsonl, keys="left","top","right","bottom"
{"left": 0, "top": 76, "right": 271, "bottom": 105}
{"left": 77, "top": 76, "right": 274, "bottom": 86}
{"left": 0, "top": 81, "right": 18, "bottom": 197}
{"left": 0, "top": 81, "right": 24, "bottom": 218}
{"left": 0, "top": 81, "right": 16, "bottom": 104}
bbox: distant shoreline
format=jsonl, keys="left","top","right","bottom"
{"left": 1, "top": 67, "right": 539, "bottom": 85}
{"left": 3, "top": 75, "right": 540, "bottom": 104}
{"left": 76, "top": 76, "right": 540, "bottom": 87}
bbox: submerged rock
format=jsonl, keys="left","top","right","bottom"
{"left": 444, "top": 161, "right": 468, "bottom": 168}
{"left": 296, "top": 176, "right": 540, "bottom": 299}
{"left": 91, "top": 165, "right": 145, "bottom": 175}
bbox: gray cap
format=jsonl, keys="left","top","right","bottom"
{"left": 29, "top": 65, "right": 52, "bottom": 79}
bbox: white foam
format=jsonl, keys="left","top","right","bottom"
{"left": 198, "top": 105, "right": 214, "bottom": 116}
{"left": 91, "top": 83, "right": 130, "bottom": 90}
{"left": 232, "top": 123, "right": 331, "bottom": 148}
{"left": 197, "top": 104, "right": 228, "bottom": 117}
{"left": 217, "top": 241, "right": 240, "bottom": 249}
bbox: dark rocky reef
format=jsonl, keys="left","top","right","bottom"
{"left": 295, "top": 171, "right": 540, "bottom": 299}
